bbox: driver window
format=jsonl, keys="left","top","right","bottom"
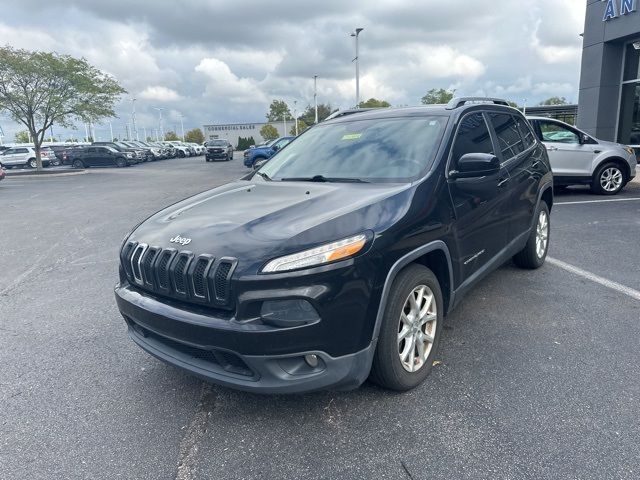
{"left": 451, "top": 112, "right": 494, "bottom": 168}
{"left": 539, "top": 121, "right": 579, "bottom": 144}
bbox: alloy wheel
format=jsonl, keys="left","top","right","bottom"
{"left": 600, "top": 167, "right": 623, "bottom": 192}
{"left": 398, "top": 285, "right": 437, "bottom": 373}
{"left": 535, "top": 210, "right": 549, "bottom": 258}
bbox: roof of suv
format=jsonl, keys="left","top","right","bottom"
{"left": 324, "top": 98, "right": 517, "bottom": 124}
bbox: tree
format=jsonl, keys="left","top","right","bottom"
{"left": 184, "top": 128, "right": 205, "bottom": 144}
{"left": 358, "top": 98, "right": 391, "bottom": 108}
{"left": 15, "top": 130, "right": 30, "bottom": 143}
{"left": 289, "top": 119, "right": 308, "bottom": 136}
{"left": 164, "top": 131, "right": 179, "bottom": 141}
{"left": 260, "top": 124, "right": 279, "bottom": 141}
{"left": 507, "top": 101, "right": 519, "bottom": 108}
{"left": 421, "top": 88, "right": 454, "bottom": 105}
{"left": 0, "top": 46, "right": 126, "bottom": 171}
{"left": 300, "top": 103, "right": 335, "bottom": 125}
{"left": 538, "top": 96, "right": 568, "bottom": 106}
{"left": 266, "top": 99, "right": 291, "bottom": 122}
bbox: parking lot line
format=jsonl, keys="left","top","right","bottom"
{"left": 547, "top": 257, "right": 640, "bottom": 301}
{"left": 555, "top": 197, "right": 640, "bottom": 206}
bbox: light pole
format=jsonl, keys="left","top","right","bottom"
{"left": 313, "top": 75, "right": 319, "bottom": 123}
{"left": 143, "top": 126, "right": 147, "bottom": 142}
{"left": 109, "top": 121, "right": 114, "bottom": 141}
{"left": 84, "top": 123, "right": 89, "bottom": 142}
{"left": 350, "top": 27, "right": 364, "bottom": 108}
{"left": 179, "top": 113, "right": 185, "bottom": 141}
{"left": 293, "top": 101, "right": 298, "bottom": 136}
{"left": 522, "top": 98, "right": 528, "bottom": 115}
{"left": 131, "top": 97, "right": 138, "bottom": 140}
{"left": 153, "top": 107, "right": 164, "bottom": 140}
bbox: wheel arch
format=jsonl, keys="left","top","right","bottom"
{"left": 594, "top": 156, "right": 632, "bottom": 182}
{"left": 372, "top": 241, "right": 454, "bottom": 346}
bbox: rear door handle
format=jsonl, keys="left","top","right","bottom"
{"left": 497, "top": 177, "right": 509, "bottom": 188}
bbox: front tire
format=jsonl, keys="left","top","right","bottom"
{"left": 592, "top": 162, "right": 625, "bottom": 195}
{"left": 370, "top": 264, "right": 443, "bottom": 391}
{"left": 27, "top": 158, "right": 37, "bottom": 169}
{"left": 513, "top": 202, "right": 550, "bottom": 269}
{"left": 72, "top": 159, "right": 85, "bottom": 169}
{"left": 116, "top": 157, "right": 126, "bottom": 168}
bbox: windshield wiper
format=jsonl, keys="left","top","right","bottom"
{"left": 255, "top": 171, "right": 272, "bottom": 181}
{"left": 281, "top": 175, "right": 368, "bottom": 183}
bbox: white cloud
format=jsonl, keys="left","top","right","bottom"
{"left": 195, "top": 58, "right": 267, "bottom": 104}
{"left": 140, "top": 86, "right": 182, "bottom": 102}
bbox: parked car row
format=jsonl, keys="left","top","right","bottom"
{"left": 0, "top": 146, "right": 59, "bottom": 168}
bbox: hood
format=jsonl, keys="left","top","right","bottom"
{"left": 128, "top": 179, "right": 413, "bottom": 272}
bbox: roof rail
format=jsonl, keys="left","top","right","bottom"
{"left": 324, "top": 107, "right": 379, "bottom": 121}
{"left": 445, "top": 97, "right": 510, "bottom": 110}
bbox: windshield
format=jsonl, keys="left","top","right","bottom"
{"left": 259, "top": 116, "right": 447, "bottom": 182}
{"left": 207, "top": 140, "right": 227, "bottom": 146}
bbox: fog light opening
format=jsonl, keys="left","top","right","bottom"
{"left": 305, "top": 354, "right": 319, "bottom": 368}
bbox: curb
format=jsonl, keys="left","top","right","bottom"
{"left": 5, "top": 169, "right": 87, "bottom": 178}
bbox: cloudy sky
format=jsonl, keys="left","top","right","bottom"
{"left": 0, "top": 0, "right": 586, "bottom": 142}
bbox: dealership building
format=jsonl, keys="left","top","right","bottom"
{"left": 578, "top": 0, "right": 640, "bottom": 151}
{"left": 203, "top": 122, "right": 290, "bottom": 147}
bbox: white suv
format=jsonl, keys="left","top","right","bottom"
{"left": 527, "top": 117, "right": 637, "bottom": 195}
{"left": 0, "top": 146, "right": 55, "bottom": 168}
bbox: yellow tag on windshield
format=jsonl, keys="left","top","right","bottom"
{"left": 342, "top": 133, "right": 362, "bottom": 140}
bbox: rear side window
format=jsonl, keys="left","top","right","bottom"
{"left": 488, "top": 113, "right": 524, "bottom": 160}
{"left": 514, "top": 116, "right": 536, "bottom": 149}
{"left": 451, "top": 112, "right": 494, "bottom": 166}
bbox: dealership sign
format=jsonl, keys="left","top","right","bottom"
{"left": 603, "top": 0, "right": 637, "bottom": 21}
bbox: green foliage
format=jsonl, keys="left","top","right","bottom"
{"left": 358, "top": 98, "right": 391, "bottom": 108}
{"left": 300, "top": 103, "right": 335, "bottom": 125}
{"left": 236, "top": 136, "right": 257, "bottom": 150}
{"left": 266, "top": 100, "right": 291, "bottom": 122}
{"left": 421, "top": 88, "right": 454, "bottom": 105}
{"left": 538, "top": 96, "right": 568, "bottom": 106}
{"left": 184, "top": 128, "right": 205, "bottom": 144}
{"left": 146, "top": 136, "right": 153, "bottom": 142}
{"left": 260, "top": 124, "right": 279, "bottom": 141}
{"left": 0, "top": 46, "right": 126, "bottom": 170}
{"left": 289, "top": 119, "right": 308, "bottom": 136}
{"left": 507, "top": 101, "right": 520, "bottom": 108}
{"left": 164, "top": 131, "right": 179, "bottom": 141}
{"left": 14, "top": 130, "right": 30, "bottom": 143}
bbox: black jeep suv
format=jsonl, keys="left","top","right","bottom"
{"left": 115, "top": 98, "right": 553, "bottom": 393}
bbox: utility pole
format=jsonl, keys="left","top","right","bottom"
{"left": 313, "top": 75, "right": 319, "bottom": 123}
{"left": 350, "top": 28, "right": 364, "bottom": 108}
{"left": 131, "top": 97, "right": 138, "bottom": 140}
{"left": 179, "top": 113, "right": 185, "bottom": 141}
{"left": 153, "top": 107, "right": 164, "bottom": 140}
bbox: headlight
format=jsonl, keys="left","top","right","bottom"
{"left": 261, "top": 234, "right": 367, "bottom": 273}
{"left": 625, "top": 146, "right": 635, "bottom": 155}
{"left": 125, "top": 153, "right": 133, "bottom": 158}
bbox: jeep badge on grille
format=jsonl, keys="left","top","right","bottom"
{"left": 169, "top": 235, "right": 192, "bottom": 246}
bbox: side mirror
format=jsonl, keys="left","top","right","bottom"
{"left": 451, "top": 153, "right": 500, "bottom": 179}
{"left": 580, "top": 134, "right": 590, "bottom": 145}
{"left": 271, "top": 145, "right": 280, "bottom": 152}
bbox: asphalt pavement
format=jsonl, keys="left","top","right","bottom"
{"left": 1, "top": 156, "right": 638, "bottom": 480}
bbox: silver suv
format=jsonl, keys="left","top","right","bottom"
{"left": 527, "top": 117, "right": 636, "bottom": 195}
{"left": 0, "top": 146, "right": 54, "bottom": 168}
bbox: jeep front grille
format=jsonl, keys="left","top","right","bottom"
{"left": 121, "top": 241, "right": 237, "bottom": 309}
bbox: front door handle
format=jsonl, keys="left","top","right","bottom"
{"left": 497, "top": 177, "right": 509, "bottom": 188}
{"left": 546, "top": 146, "right": 559, "bottom": 152}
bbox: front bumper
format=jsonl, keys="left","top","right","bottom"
{"left": 115, "top": 283, "right": 375, "bottom": 393}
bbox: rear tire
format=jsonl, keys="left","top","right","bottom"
{"left": 513, "top": 202, "right": 550, "bottom": 269}
{"left": 591, "top": 162, "right": 625, "bottom": 195}
{"left": 369, "top": 264, "right": 443, "bottom": 391}
{"left": 116, "top": 157, "right": 126, "bottom": 168}
{"left": 72, "top": 159, "right": 85, "bottom": 169}
{"left": 27, "top": 158, "right": 37, "bottom": 169}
